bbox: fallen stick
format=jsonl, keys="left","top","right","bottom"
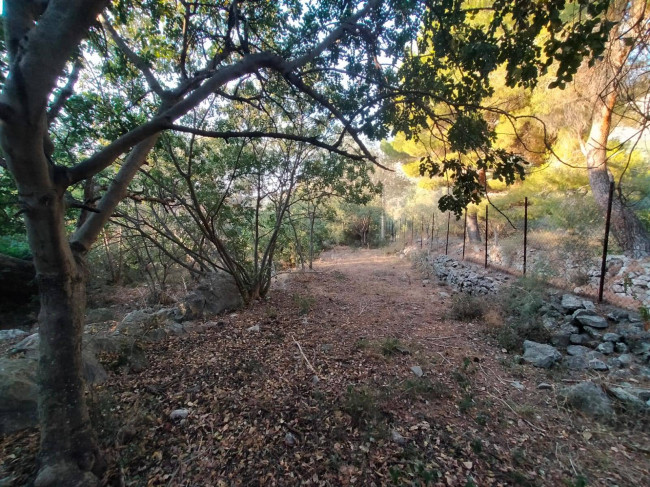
{"left": 291, "top": 335, "right": 320, "bottom": 381}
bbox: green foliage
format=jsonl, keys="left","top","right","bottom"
{"left": 0, "top": 235, "right": 30, "bottom": 259}
{"left": 449, "top": 293, "right": 487, "bottom": 322}
{"left": 380, "top": 337, "right": 409, "bottom": 357}
{"left": 293, "top": 293, "right": 315, "bottom": 316}
{"left": 493, "top": 278, "right": 552, "bottom": 351}
{"left": 403, "top": 377, "right": 450, "bottom": 401}
{"left": 342, "top": 385, "right": 380, "bottom": 428}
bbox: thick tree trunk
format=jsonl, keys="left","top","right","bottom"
{"left": 25, "top": 193, "right": 104, "bottom": 486}
{"left": 584, "top": 0, "right": 650, "bottom": 257}
{"left": 466, "top": 207, "right": 481, "bottom": 243}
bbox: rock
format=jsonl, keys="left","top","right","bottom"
{"left": 631, "top": 340, "right": 650, "bottom": 356}
{"left": 188, "top": 272, "right": 243, "bottom": 319}
{"left": 8, "top": 333, "right": 40, "bottom": 358}
{"left": 312, "top": 375, "right": 320, "bottom": 385}
{"left": 0, "top": 329, "right": 28, "bottom": 341}
{"left": 558, "top": 382, "right": 612, "bottom": 417}
{"left": 607, "top": 310, "right": 629, "bottom": 322}
{"left": 567, "top": 345, "right": 591, "bottom": 356}
{"left": 575, "top": 314, "right": 608, "bottom": 329}
{"left": 85, "top": 307, "right": 115, "bottom": 324}
{"left": 0, "top": 357, "right": 38, "bottom": 434}
{"left": 0, "top": 340, "right": 107, "bottom": 434}
{"left": 247, "top": 324, "right": 260, "bottom": 333}
{"left": 561, "top": 294, "right": 584, "bottom": 313}
{"left": 511, "top": 381, "right": 525, "bottom": 391}
{"left": 603, "top": 333, "right": 621, "bottom": 343}
{"left": 583, "top": 326, "right": 603, "bottom": 339}
{"left": 582, "top": 300, "right": 596, "bottom": 311}
{"left": 170, "top": 409, "right": 189, "bottom": 420}
{"left": 410, "top": 366, "right": 423, "bottom": 377}
{"left": 320, "top": 343, "right": 333, "bottom": 353}
{"left": 569, "top": 334, "right": 590, "bottom": 345}
{"left": 588, "top": 359, "right": 609, "bottom": 371}
{"left": 564, "top": 355, "right": 588, "bottom": 370}
{"left": 522, "top": 341, "right": 562, "bottom": 368}
{"left": 537, "top": 383, "right": 553, "bottom": 390}
{"left": 117, "top": 308, "right": 171, "bottom": 337}
{"left": 608, "top": 387, "right": 648, "bottom": 410}
{"left": 551, "top": 325, "right": 579, "bottom": 348}
{"left": 597, "top": 342, "right": 614, "bottom": 355}
{"left": 391, "top": 430, "right": 407, "bottom": 445}
{"left": 615, "top": 342, "right": 629, "bottom": 354}
{"left": 284, "top": 432, "right": 297, "bottom": 446}
{"left": 165, "top": 322, "right": 186, "bottom": 336}
{"left": 609, "top": 354, "right": 633, "bottom": 369}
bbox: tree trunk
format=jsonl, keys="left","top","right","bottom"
{"left": 26, "top": 194, "right": 104, "bottom": 487}
{"left": 309, "top": 211, "right": 315, "bottom": 269}
{"left": 466, "top": 207, "right": 481, "bottom": 243}
{"left": 584, "top": 0, "right": 650, "bottom": 257}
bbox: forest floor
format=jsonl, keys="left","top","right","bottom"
{"left": 2, "top": 247, "right": 649, "bottom": 486}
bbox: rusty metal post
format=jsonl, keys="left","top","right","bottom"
{"left": 420, "top": 217, "right": 424, "bottom": 248}
{"left": 599, "top": 182, "right": 615, "bottom": 303}
{"left": 484, "top": 205, "right": 488, "bottom": 268}
{"left": 523, "top": 197, "right": 528, "bottom": 275}
{"left": 462, "top": 208, "right": 467, "bottom": 260}
{"left": 445, "top": 212, "right": 450, "bottom": 255}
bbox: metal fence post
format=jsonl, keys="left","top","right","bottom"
{"left": 462, "top": 208, "right": 467, "bottom": 260}
{"left": 484, "top": 205, "right": 488, "bottom": 268}
{"left": 420, "top": 217, "right": 424, "bottom": 248}
{"left": 598, "top": 182, "right": 615, "bottom": 303}
{"left": 523, "top": 197, "right": 528, "bottom": 276}
{"left": 445, "top": 212, "right": 450, "bottom": 255}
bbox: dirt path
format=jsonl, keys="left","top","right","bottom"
{"left": 2, "top": 248, "right": 648, "bottom": 486}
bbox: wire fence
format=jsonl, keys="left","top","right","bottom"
{"left": 387, "top": 183, "right": 649, "bottom": 307}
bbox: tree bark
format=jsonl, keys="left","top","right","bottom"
{"left": 584, "top": 0, "right": 650, "bottom": 257}
{"left": 466, "top": 207, "right": 481, "bottom": 243}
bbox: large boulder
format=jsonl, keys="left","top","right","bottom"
{"left": 0, "top": 357, "right": 38, "bottom": 433}
{"left": 116, "top": 308, "right": 173, "bottom": 337}
{"left": 558, "top": 382, "right": 612, "bottom": 418}
{"left": 181, "top": 272, "right": 243, "bottom": 319}
{"left": 522, "top": 340, "right": 562, "bottom": 368}
{"left": 1, "top": 334, "right": 108, "bottom": 434}
{"left": 0, "top": 329, "right": 28, "bottom": 341}
{"left": 85, "top": 307, "right": 116, "bottom": 324}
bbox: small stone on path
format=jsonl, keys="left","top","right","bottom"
{"left": 410, "top": 366, "right": 423, "bottom": 377}
{"left": 170, "top": 409, "right": 189, "bottom": 420}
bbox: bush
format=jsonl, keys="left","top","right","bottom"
{"left": 490, "top": 277, "right": 552, "bottom": 351}
{"left": 449, "top": 293, "right": 488, "bottom": 321}
{"left": 0, "top": 234, "right": 30, "bottom": 259}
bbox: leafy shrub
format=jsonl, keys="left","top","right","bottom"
{"left": 449, "top": 293, "right": 488, "bottom": 321}
{"left": 292, "top": 293, "right": 315, "bottom": 315}
{"left": 490, "top": 277, "right": 551, "bottom": 351}
{"left": 403, "top": 378, "right": 450, "bottom": 400}
{"left": 0, "top": 234, "right": 30, "bottom": 259}
{"left": 342, "top": 385, "right": 379, "bottom": 427}
{"left": 380, "top": 337, "right": 409, "bottom": 356}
